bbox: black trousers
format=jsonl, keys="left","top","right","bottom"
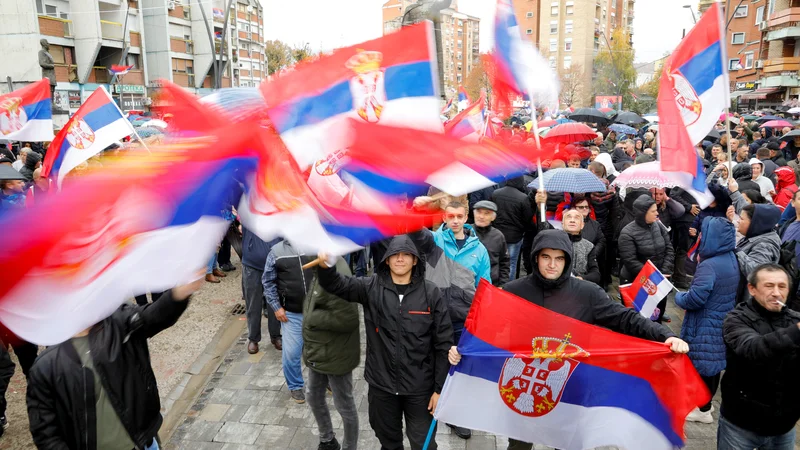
{"left": 368, "top": 386, "right": 437, "bottom": 450}
{"left": 700, "top": 373, "right": 721, "bottom": 412}
{"left": 134, "top": 291, "right": 164, "bottom": 306}
{"left": 0, "top": 345, "right": 14, "bottom": 418}
{"left": 218, "top": 237, "right": 232, "bottom": 266}
{"left": 12, "top": 341, "right": 38, "bottom": 378}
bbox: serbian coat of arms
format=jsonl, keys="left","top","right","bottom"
{"left": 346, "top": 50, "right": 386, "bottom": 123}
{"left": 66, "top": 119, "right": 96, "bottom": 150}
{"left": 0, "top": 97, "right": 28, "bottom": 136}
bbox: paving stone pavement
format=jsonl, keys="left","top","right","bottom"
{"left": 166, "top": 290, "right": 800, "bottom": 450}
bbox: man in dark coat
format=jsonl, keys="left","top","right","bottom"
{"left": 241, "top": 228, "right": 282, "bottom": 353}
{"left": 27, "top": 281, "right": 202, "bottom": 449}
{"left": 732, "top": 163, "right": 761, "bottom": 195}
{"left": 491, "top": 176, "right": 533, "bottom": 280}
{"left": 317, "top": 236, "right": 453, "bottom": 450}
{"left": 472, "top": 200, "right": 510, "bottom": 287}
{"left": 18, "top": 151, "right": 41, "bottom": 183}
{"left": 718, "top": 264, "right": 800, "bottom": 448}
{"left": 452, "top": 229, "right": 688, "bottom": 450}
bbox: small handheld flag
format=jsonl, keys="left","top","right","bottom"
{"left": 619, "top": 260, "right": 674, "bottom": 321}
{"left": 109, "top": 65, "right": 134, "bottom": 76}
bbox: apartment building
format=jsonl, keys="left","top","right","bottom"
{"left": 541, "top": 0, "right": 634, "bottom": 106}
{"left": 381, "top": 0, "right": 480, "bottom": 97}
{"left": 513, "top": 0, "right": 541, "bottom": 46}
{"left": 0, "top": 0, "right": 265, "bottom": 125}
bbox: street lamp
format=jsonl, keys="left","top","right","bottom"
{"left": 683, "top": 5, "right": 698, "bottom": 24}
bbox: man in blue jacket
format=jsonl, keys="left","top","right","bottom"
{"left": 675, "top": 217, "right": 739, "bottom": 424}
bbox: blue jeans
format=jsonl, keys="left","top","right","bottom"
{"left": 717, "top": 415, "right": 796, "bottom": 450}
{"left": 206, "top": 252, "right": 218, "bottom": 274}
{"left": 281, "top": 311, "right": 304, "bottom": 391}
{"left": 508, "top": 240, "right": 523, "bottom": 281}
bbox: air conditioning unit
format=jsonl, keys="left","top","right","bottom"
{"left": 756, "top": 60, "right": 764, "bottom": 68}
{"left": 167, "top": 1, "right": 176, "bottom": 10}
{"left": 759, "top": 21, "right": 768, "bottom": 31}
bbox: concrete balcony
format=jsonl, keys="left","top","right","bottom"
{"left": 38, "top": 15, "right": 73, "bottom": 38}
{"left": 763, "top": 57, "right": 800, "bottom": 74}
{"left": 768, "top": 7, "right": 800, "bottom": 28}
{"left": 100, "top": 20, "right": 124, "bottom": 40}
{"left": 87, "top": 66, "right": 111, "bottom": 83}
{"left": 760, "top": 74, "right": 800, "bottom": 88}
{"left": 766, "top": 26, "right": 800, "bottom": 41}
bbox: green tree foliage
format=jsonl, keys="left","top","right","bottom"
{"left": 593, "top": 28, "right": 637, "bottom": 110}
{"left": 265, "top": 40, "right": 293, "bottom": 75}
{"left": 292, "top": 43, "right": 314, "bottom": 64}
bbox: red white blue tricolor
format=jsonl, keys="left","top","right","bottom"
{"left": 619, "top": 260, "right": 674, "bottom": 321}
{"left": 0, "top": 79, "right": 54, "bottom": 142}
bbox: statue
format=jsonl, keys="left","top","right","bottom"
{"left": 402, "top": 0, "right": 452, "bottom": 99}
{"left": 38, "top": 39, "right": 56, "bottom": 102}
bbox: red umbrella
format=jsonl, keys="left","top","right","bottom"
{"left": 538, "top": 119, "right": 558, "bottom": 128}
{"left": 553, "top": 144, "right": 592, "bottom": 162}
{"left": 761, "top": 120, "right": 793, "bottom": 128}
{"left": 543, "top": 122, "right": 597, "bottom": 144}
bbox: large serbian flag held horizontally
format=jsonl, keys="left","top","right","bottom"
{"left": 435, "top": 281, "right": 708, "bottom": 450}
{"left": 0, "top": 79, "right": 54, "bottom": 141}
{"left": 0, "top": 131, "right": 258, "bottom": 345}
{"left": 42, "top": 86, "right": 135, "bottom": 187}
{"left": 657, "top": 2, "right": 728, "bottom": 187}
{"left": 260, "top": 22, "right": 443, "bottom": 169}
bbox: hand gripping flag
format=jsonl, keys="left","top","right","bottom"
{"left": 43, "top": 86, "right": 135, "bottom": 187}
{"left": 491, "top": 0, "right": 559, "bottom": 116}
{"left": 260, "top": 22, "right": 443, "bottom": 170}
{"left": 619, "top": 260, "right": 675, "bottom": 321}
{"left": 0, "top": 79, "right": 53, "bottom": 141}
{"left": 435, "top": 280, "right": 708, "bottom": 450}
{"left": 657, "top": 3, "right": 729, "bottom": 188}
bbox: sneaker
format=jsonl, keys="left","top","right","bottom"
{"left": 291, "top": 389, "right": 306, "bottom": 404}
{"left": 318, "top": 437, "right": 341, "bottom": 450}
{"left": 447, "top": 423, "right": 472, "bottom": 439}
{"left": 685, "top": 407, "right": 713, "bottom": 424}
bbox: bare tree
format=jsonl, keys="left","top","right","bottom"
{"left": 559, "top": 64, "right": 585, "bottom": 109}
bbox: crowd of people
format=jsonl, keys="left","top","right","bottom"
{"left": 4, "top": 108, "right": 800, "bottom": 449}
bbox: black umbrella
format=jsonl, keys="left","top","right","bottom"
{"left": 781, "top": 129, "right": 800, "bottom": 141}
{"left": 614, "top": 111, "right": 645, "bottom": 125}
{"left": 0, "top": 165, "right": 24, "bottom": 180}
{"left": 569, "top": 107, "right": 610, "bottom": 124}
{"left": 705, "top": 129, "right": 721, "bottom": 141}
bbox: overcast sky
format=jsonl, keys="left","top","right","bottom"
{"left": 261, "top": 0, "right": 699, "bottom": 64}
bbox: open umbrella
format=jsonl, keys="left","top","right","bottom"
{"left": 781, "top": 129, "right": 800, "bottom": 141}
{"left": 642, "top": 114, "right": 659, "bottom": 123}
{"left": 537, "top": 119, "right": 558, "bottom": 128}
{"left": 598, "top": 107, "right": 614, "bottom": 114}
{"left": 0, "top": 166, "right": 24, "bottom": 180}
{"left": 705, "top": 129, "right": 721, "bottom": 141}
{"left": 610, "top": 161, "right": 714, "bottom": 208}
{"left": 760, "top": 120, "right": 793, "bottom": 128}
{"left": 569, "top": 108, "right": 610, "bottom": 124}
{"left": 614, "top": 111, "right": 645, "bottom": 125}
{"left": 528, "top": 168, "right": 606, "bottom": 193}
{"left": 140, "top": 119, "right": 168, "bottom": 129}
{"left": 726, "top": 116, "right": 741, "bottom": 125}
{"left": 543, "top": 122, "right": 597, "bottom": 144}
{"left": 755, "top": 115, "right": 783, "bottom": 123}
{"left": 555, "top": 118, "right": 575, "bottom": 124}
{"left": 608, "top": 123, "right": 638, "bottom": 136}
{"left": 742, "top": 114, "right": 758, "bottom": 121}
{"left": 788, "top": 107, "right": 800, "bottom": 115}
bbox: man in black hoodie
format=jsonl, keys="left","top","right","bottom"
{"left": 491, "top": 176, "right": 533, "bottom": 280}
{"left": 317, "top": 236, "right": 452, "bottom": 450}
{"left": 461, "top": 229, "right": 688, "bottom": 450}
{"left": 18, "top": 150, "right": 41, "bottom": 183}
{"left": 732, "top": 162, "right": 761, "bottom": 194}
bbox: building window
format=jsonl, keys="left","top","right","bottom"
{"left": 731, "top": 32, "right": 745, "bottom": 44}
{"left": 551, "top": 5, "right": 558, "bottom": 15}
{"left": 45, "top": 4, "right": 57, "bottom": 17}
{"left": 745, "top": 52, "right": 754, "bottom": 69}
{"left": 549, "top": 39, "right": 557, "bottom": 52}
{"left": 728, "top": 59, "right": 739, "bottom": 70}
{"left": 526, "top": 29, "right": 533, "bottom": 35}
{"left": 566, "top": 5, "right": 573, "bottom": 15}
{"left": 526, "top": 12, "right": 533, "bottom": 18}
{"left": 458, "top": 53, "right": 462, "bottom": 61}
{"left": 35, "top": 0, "right": 43, "bottom": 14}
{"left": 549, "top": 56, "right": 556, "bottom": 69}
{"left": 565, "top": 38, "right": 572, "bottom": 51}
{"left": 734, "top": 5, "right": 748, "bottom": 18}
{"left": 565, "top": 20, "right": 573, "bottom": 33}
{"left": 550, "top": 21, "right": 558, "bottom": 34}
{"left": 457, "top": 74, "right": 462, "bottom": 83}
{"left": 756, "top": 6, "right": 764, "bottom": 24}
{"left": 563, "top": 56, "right": 572, "bottom": 70}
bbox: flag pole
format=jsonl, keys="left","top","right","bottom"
{"left": 130, "top": 127, "right": 152, "bottom": 154}
{"left": 421, "top": 418, "right": 437, "bottom": 450}
{"left": 724, "top": 107, "right": 733, "bottom": 166}
{"left": 530, "top": 106, "right": 546, "bottom": 223}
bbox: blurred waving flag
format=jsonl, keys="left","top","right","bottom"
{"left": 0, "top": 134, "right": 258, "bottom": 345}
{"left": 441, "top": 98, "right": 454, "bottom": 115}
{"left": 657, "top": 2, "right": 728, "bottom": 188}
{"left": 343, "top": 119, "right": 547, "bottom": 196}
{"left": 619, "top": 261, "right": 674, "bottom": 321}
{"left": 457, "top": 85, "right": 470, "bottom": 111}
{"left": 491, "top": 0, "right": 559, "bottom": 116}
{"left": 436, "top": 281, "right": 708, "bottom": 450}
{"left": 109, "top": 64, "right": 134, "bottom": 76}
{"left": 43, "top": 86, "right": 135, "bottom": 187}
{"left": 0, "top": 79, "right": 54, "bottom": 141}
{"left": 260, "top": 22, "right": 443, "bottom": 170}
{"left": 445, "top": 93, "right": 485, "bottom": 141}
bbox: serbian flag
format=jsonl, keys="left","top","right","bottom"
{"left": 435, "top": 281, "right": 708, "bottom": 450}
{"left": 619, "top": 261, "right": 674, "bottom": 321}
{"left": 109, "top": 64, "right": 134, "bottom": 76}
{"left": 657, "top": 2, "right": 728, "bottom": 190}
{"left": 260, "top": 22, "right": 442, "bottom": 170}
{"left": 0, "top": 79, "right": 54, "bottom": 141}
{"left": 441, "top": 98, "right": 454, "bottom": 115}
{"left": 445, "top": 93, "right": 485, "bottom": 141}
{"left": 43, "top": 86, "right": 135, "bottom": 187}
{"left": 0, "top": 134, "right": 259, "bottom": 345}
{"left": 457, "top": 85, "right": 470, "bottom": 111}
{"left": 342, "top": 119, "right": 548, "bottom": 196}
{"left": 491, "top": 0, "right": 559, "bottom": 116}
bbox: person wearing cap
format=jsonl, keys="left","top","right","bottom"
{"left": 472, "top": 200, "right": 510, "bottom": 287}
{"left": 769, "top": 141, "right": 788, "bottom": 167}
{"left": 750, "top": 157, "right": 777, "bottom": 202}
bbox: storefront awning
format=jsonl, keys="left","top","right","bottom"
{"left": 730, "top": 89, "right": 754, "bottom": 99}
{"left": 740, "top": 87, "right": 784, "bottom": 100}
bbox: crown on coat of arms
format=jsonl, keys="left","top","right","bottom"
{"left": 345, "top": 50, "right": 383, "bottom": 74}
{"left": 529, "top": 334, "right": 590, "bottom": 361}
{"left": 0, "top": 97, "right": 22, "bottom": 114}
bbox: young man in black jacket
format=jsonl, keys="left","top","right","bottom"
{"left": 491, "top": 176, "right": 533, "bottom": 281}
{"left": 450, "top": 230, "right": 689, "bottom": 450}
{"left": 718, "top": 264, "right": 800, "bottom": 449}
{"left": 26, "top": 278, "right": 203, "bottom": 450}
{"left": 317, "top": 235, "right": 453, "bottom": 450}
